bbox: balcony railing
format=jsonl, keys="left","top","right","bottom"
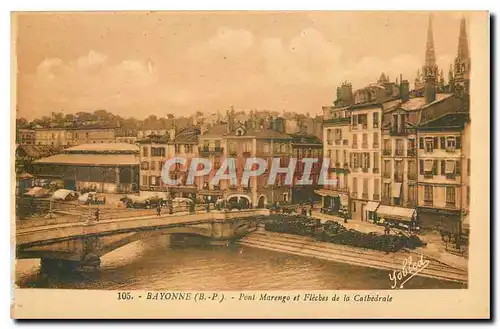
{"left": 362, "top": 192, "right": 368, "bottom": 199}
{"left": 395, "top": 149, "right": 404, "bottom": 157}
{"left": 362, "top": 142, "right": 368, "bottom": 149}
{"left": 198, "top": 146, "right": 224, "bottom": 155}
{"left": 445, "top": 147, "right": 457, "bottom": 153}
{"left": 394, "top": 174, "right": 403, "bottom": 182}
{"left": 373, "top": 193, "right": 380, "bottom": 201}
{"left": 327, "top": 140, "right": 333, "bottom": 146}
{"left": 446, "top": 173, "right": 456, "bottom": 180}
{"left": 390, "top": 129, "right": 408, "bottom": 136}
{"left": 335, "top": 162, "right": 341, "bottom": 168}
{"left": 408, "top": 173, "right": 417, "bottom": 181}
{"left": 362, "top": 167, "right": 369, "bottom": 173}
{"left": 407, "top": 149, "right": 417, "bottom": 157}
{"left": 445, "top": 201, "right": 456, "bottom": 208}
{"left": 383, "top": 149, "right": 392, "bottom": 156}
{"left": 424, "top": 200, "right": 433, "bottom": 206}
{"left": 373, "top": 168, "right": 380, "bottom": 174}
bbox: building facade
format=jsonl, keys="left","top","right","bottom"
{"left": 35, "top": 126, "right": 116, "bottom": 147}
{"left": 416, "top": 112, "right": 470, "bottom": 233}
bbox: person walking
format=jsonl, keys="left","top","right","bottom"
{"left": 94, "top": 208, "right": 100, "bottom": 222}
{"left": 156, "top": 204, "right": 161, "bottom": 217}
{"left": 308, "top": 206, "right": 312, "bottom": 217}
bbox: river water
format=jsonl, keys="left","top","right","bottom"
{"left": 15, "top": 236, "right": 465, "bottom": 290}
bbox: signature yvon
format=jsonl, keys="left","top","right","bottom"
{"left": 389, "top": 254, "right": 430, "bottom": 289}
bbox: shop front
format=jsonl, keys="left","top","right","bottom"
{"left": 417, "top": 207, "right": 461, "bottom": 233}
{"left": 375, "top": 205, "right": 416, "bottom": 229}
{"left": 364, "top": 201, "right": 380, "bottom": 222}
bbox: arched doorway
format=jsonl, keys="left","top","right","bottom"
{"left": 227, "top": 194, "right": 252, "bottom": 209}
{"left": 257, "top": 195, "right": 267, "bottom": 208}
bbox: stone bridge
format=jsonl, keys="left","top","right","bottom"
{"left": 16, "top": 209, "right": 269, "bottom": 274}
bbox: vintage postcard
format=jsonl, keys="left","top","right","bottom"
{"left": 11, "top": 11, "right": 490, "bottom": 319}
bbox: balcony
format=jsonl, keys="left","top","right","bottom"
{"left": 445, "top": 201, "right": 456, "bottom": 208}
{"left": 373, "top": 193, "right": 380, "bottom": 201}
{"left": 407, "top": 149, "right": 417, "bottom": 157}
{"left": 343, "top": 140, "right": 349, "bottom": 145}
{"left": 394, "top": 173, "right": 403, "bottom": 182}
{"left": 408, "top": 173, "right": 417, "bottom": 181}
{"left": 395, "top": 149, "right": 404, "bottom": 157}
{"left": 198, "top": 146, "right": 224, "bottom": 156}
{"left": 362, "top": 167, "right": 369, "bottom": 173}
{"left": 383, "top": 172, "right": 391, "bottom": 179}
{"left": 381, "top": 196, "right": 391, "bottom": 205}
{"left": 424, "top": 200, "right": 433, "bottom": 206}
{"left": 362, "top": 142, "right": 368, "bottom": 149}
{"left": 446, "top": 173, "right": 456, "bottom": 180}
{"left": 373, "top": 143, "right": 379, "bottom": 149}
{"left": 362, "top": 192, "right": 368, "bottom": 199}
{"left": 390, "top": 128, "right": 408, "bottom": 136}
{"left": 382, "top": 149, "right": 392, "bottom": 156}
{"left": 373, "top": 168, "right": 380, "bottom": 174}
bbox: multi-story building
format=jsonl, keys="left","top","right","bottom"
{"left": 289, "top": 133, "right": 323, "bottom": 204}
{"left": 416, "top": 112, "right": 470, "bottom": 233}
{"left": 34, "top": 125, "right": 116, "bottom": 147}
{"left": 316, "top": 106, "right": 351, "bottom": 215}
{"left": 137, "top": 134, "right": 170, "bottom": 198}
{"left": 138, "top": 127, "right": 200, "bottom": 199}
{"left": 16, "top": 129, "right": 36, "bottom": 145}
{"left": 348, "top": 102, "right": 383, "bottom": 221}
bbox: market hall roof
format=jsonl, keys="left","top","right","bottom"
{"left": 64, "top": 143, "right": 139, "bottom": 154}
{"left": 33, "top": 153, "right": 139, "bottom": 166}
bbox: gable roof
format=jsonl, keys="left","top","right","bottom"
{"left": 418, "top": 112, "right": 470, "bottom": 131}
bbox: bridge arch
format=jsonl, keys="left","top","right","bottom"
{"left": 97, "top": 226, "right": 213, "bottom": 257}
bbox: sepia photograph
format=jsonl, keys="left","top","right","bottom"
{"left": 10, "top": 9, "right": 490, "bottom": 319}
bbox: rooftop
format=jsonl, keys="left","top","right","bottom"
{"left": 65, "top": 143, "right": 139, "bottom": 153}
{"left": 34, "top": 153, "right": 139, "bottom": 166}
{"left": 399, "top": 93, "right": 453, "bottom": 111}
{"left": 418, "top": 112, "right": 470, "bottom": 130}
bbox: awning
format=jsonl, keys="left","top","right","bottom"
{"left": 365, "top": 201, "right": 380, "bottom": 212}
{"left": 376, "top": 205, "right": 415, "bottom": 222}
{"left": 424, "top": 160, "right": 433, "bottom": 172}
{"left": 392, "top": 182, "right": 402, "bottom": 198}
{"left": 314, "top": 189, "right": 339, "bottom": 197}
{"left": 445, "top": 160, "right": 456, "bottom": 174}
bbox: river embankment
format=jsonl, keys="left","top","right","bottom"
{"left": 236, "top": 228, "right": 468, "bottom": 284}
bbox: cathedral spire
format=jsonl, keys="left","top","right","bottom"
{"left": 423, "top": 14, "right": 438, "bottom": 103}
{"left": 424, "top": 14, "right": 436, "bottom": 68}
{"left": 457, "top": 16, "right": 469, "bottom": 61}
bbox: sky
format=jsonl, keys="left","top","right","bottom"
{"left": 14, "top": 11, "right": 471, "bottom": 120}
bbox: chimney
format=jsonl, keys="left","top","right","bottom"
{"left": 400, "top": 78, "right": 410, "bottom": 102}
